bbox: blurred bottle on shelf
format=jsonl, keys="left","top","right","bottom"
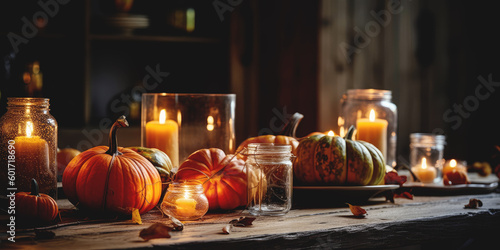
{"left": 23, "top": 61, "right": 43, "bottom": 97}
{"left": 167, "top": 6, "right": 195, "bottom": 33}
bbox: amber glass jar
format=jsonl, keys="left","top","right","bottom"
{"left": 0, "top": 98, "right": 58, "bottom": 199}
{"left": 161, "top": 182, "right": 209, "bottom": 220}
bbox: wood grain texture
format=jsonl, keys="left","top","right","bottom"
{"left": 5, "top": 193, "right": 499, "bottom": 249}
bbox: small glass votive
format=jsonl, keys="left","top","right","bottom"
{"left": 141, "top": 93, "right": 236, "bottom": 168}
{"left": 443, "top": 159, "right": 467, "bottom": 175}
{"left": 245, "top": 143, "right": 294, "bottom": 216}
{"left": 0, "top": 98, "right": 58, "bottom": 199}
{"left": 160, "top": 182, "right": 209, "bottom": 221}
{"left": 410, "top": 133, "right": 446, "bottom": 183}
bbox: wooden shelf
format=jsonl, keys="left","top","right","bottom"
{"left": 89, "top": 34, "right": 221, "bottom": 43}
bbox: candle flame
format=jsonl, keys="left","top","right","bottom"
{"left": 26, "top": 121, "right": 33, "bottom": 137}
{"left": 327, "top": 130, "right": 334, "bottom": 136}
{"left": 450, "top": 159, "right": 457, "bottom": 168}
{"left": 207, "top": 116, "right": 215, "bottom": 131}
{"left": 159, "top": 109, "right": 166, "bottom": 124}
{"left": 369, "top": 109, "right": 376, "bottom": 121}
{"left": 421, "top": 157, "right": 427, "bottom": 169}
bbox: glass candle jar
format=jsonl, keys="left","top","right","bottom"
{"left": 0, "top": 98, "right": 58, "bottom": 199}
{"left": 141, "top": 93, "right": 236, "bottom": 168}
{"left": 245, "top": 143, "right": 293, "bottom": 216}
{"left": 160, "top": 182, "right": 209, "bottom": 221}
{"left": 410, "top": 133, "right": 446, "bottom": 183}
{"left": 339, "top": 89, "right": 397, "bottom": 168}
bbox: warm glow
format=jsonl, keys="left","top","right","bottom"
{"left": 369, "top": 109, "right": 376, "bottom": 121}
{"left": 159, "top": 109, "right": 166, "bottom": 124}
{"left": 450, "top": 159, "right": 457, "bottom": 168}
{"left": 26, "top": 121, "right": 33, "bottom": 137}
{"left": 177, "top": 110, "right": 182, "bottom": 126}
{"left": 327, "top": 130, "right": 335, "bottom": 136}
{"left": 421, "top": 157, "right": 427, "bottom": 169}
{"left": 207, "top": 116, "right": 215, "bottom": 131}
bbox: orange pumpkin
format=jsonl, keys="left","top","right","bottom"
{"left": 16, "top": 179, "right": 59, "bottom": 223}
{"left": 443, "top": 169, "right": 470, "bottom": 185}
{"left": 236, "top": 135, "right": 299, "bottom": 155}
{"left": 175, "top": 148, "right": 247, "bottom": 210}
{"left": 62, "top": 116, "right": 162, "bottom": 215}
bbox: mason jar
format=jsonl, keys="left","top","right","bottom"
{"left": 0, "top": 98, "right": 58, "bottom": 199}
{"left": 160, "top": 182, "right": 209, "bottom": 220}
{"left": 339, "top": 89, "right": 397, "bottom": 168}
{"left": 245, "top": 143, "right": 293, "bottom": 216}
{"left": 410, "top": 133, "right": 446, "bottom": 183}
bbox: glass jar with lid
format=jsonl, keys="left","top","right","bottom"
{"left": 339, "top": 89, "right": 397, "bottom": 168}
{"left": 0, "top": 98, "right": 58, "bottom": 199}
{"left": 245, "top": 143, "right": 294, "bottom": 216}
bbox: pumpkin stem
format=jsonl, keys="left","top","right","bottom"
{"left": 31, "top": 178, "right": 40, "bottom": 197}
{"left": 345, "top": 125, "right": 356, "bottom": 140}
{"left": 277, "top": 112, "right": 304, "bottom": 138}
{"left": 106, "top": 115, "right": 129, "bottom": 155}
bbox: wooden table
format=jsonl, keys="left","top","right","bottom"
{"left": 3, "top": 191, "right": 500, "bottom": 249}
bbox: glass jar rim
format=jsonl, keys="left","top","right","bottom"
{"left": 346, "top": 89, "right": 392, "bottom": 100}
{"left": 168, "top": 181, "right": 204, "bottom": 191}
{"left": 410, "top": 133, "right": 446, "bottom": 145}
{"left": 142, "top": 93, "right": 236, "bottom": 98}
{"left": 7, "top": 97, "right": 50, "bottom": 108}
{"left": 246, "top": 143, "right": 292, "bottom": 154}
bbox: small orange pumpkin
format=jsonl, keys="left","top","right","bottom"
{"left": 16, "top": 179, "right": 59, "bottom": 223}
{"left": 235, "top": 112, "right": 303, "bottom": 156}
{"left": 62, "top": 116, "right": 162, "bottom": 215}
{"left": 175, "top": 148, "right": 247, "bottom": 210}
{"left": 443, "top": 169, "right": 470, "bottom": 185}
{"left": 236, "top": 135, "right": 299, "bottom": 155}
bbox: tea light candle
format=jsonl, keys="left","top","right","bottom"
{"left": 412, "top": 157, "right": 437, "bottom": 183}
{"left": 443, "top": 159, "right": 467, "bottom": 175}
{"left": 356, "top": 109, "right": 388, "bottom": 159}
{"left": 146, "top": 109, "right": 179, "bottom": 166}
{"left": 175, "top": 195, "right": 198, "bottom": 217}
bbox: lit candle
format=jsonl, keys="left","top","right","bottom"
{"left": 411, "top": 157, "right": 437, "bottom": 183}
{"left": 327, "top": 130, "right": 335, "bottom": 137}
{"left": 175, "top": 193, "right": 197, "bottom": 218}
{"left": 146, "top": 109, "right": 179, "bottom": 166}
{"left": 15, "top": 121, "right": 50, "bottom": 191}
{"left": 356, "top": 109, "right": 388, "bottom": 159}
{"left": 442, "top": 159, "right": 467, "bottom": 175}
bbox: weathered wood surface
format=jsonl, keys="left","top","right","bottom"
{"left": 3, "top": 192, "right": 500, "bottom": 249}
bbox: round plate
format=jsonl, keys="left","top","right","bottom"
{"left": 403, "top": 182, "right": 498, "bottom": 196}
{"left": 293, "top": 185, "right": 399, "bottom": 207}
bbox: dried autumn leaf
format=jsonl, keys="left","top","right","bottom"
{"left": 229, "top": 216, "right": 256, "bottom": 227}
{"left": 384, "top": 171, "right": 407, "bottom": 186}
{"left": 464, "top": 198, "right": 483, "bottom": 209}
{"left": 394, "top": 191, "right": 413, "bottom": 200}
{"left": 347, "top": 203, "right": 367, "bottom": 217}
{"left": 168, "top": 216, "right": 184, "bottom": 231}
{"left": 132, "top": 208, "right": 142, "bottom": 225}
{"left": 139, "top": 223, "right": 172, "bottom": 241}
{"left": 222, "top": 224, "right": 233, "bottom": 234}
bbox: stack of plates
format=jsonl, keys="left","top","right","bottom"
{"left": 103, "top": 14, "right": 149, "bottom": 35}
